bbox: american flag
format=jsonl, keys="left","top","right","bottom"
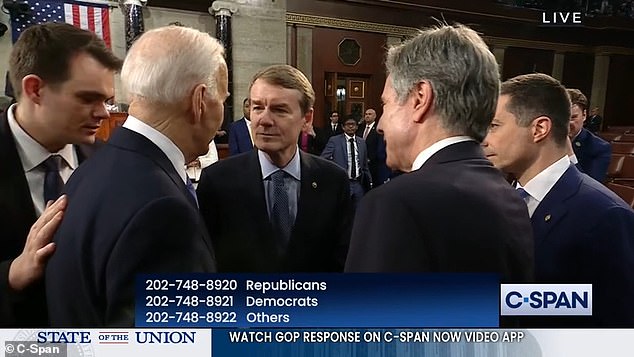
{"left": 10, "top": 0, "right": 111, "bottom": 47}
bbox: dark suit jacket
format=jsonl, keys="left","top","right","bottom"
{"left": 321, "top": 134, "right": 372, "bottom": 191}
{"left": 323, "top": 123, "right": 343, "bottom": 137}
{"left": 357, "top": 123, "right": 384, "bottom": 186}
{"left": 531, "top": 165, "right": 634, "bottom": 326}
{"left": 345, "top": 141, "right": 534, "bottom": 283}
{"left": 45, "top": 128, "right": 216, "bottom": 327}
{"left": 197, "top": 150, "right": 352, "bottom": 272}
{"left": 572, "top": 128, "right": 611, "bottom": 182}
{"left": 0, "top": 111, "right": 98, "bottom": 327}
{"left": 228, "top": 118, "right": 253, "bottom": 156}
{"left": 315, "top": 124, "right": 342, "bottom": 154}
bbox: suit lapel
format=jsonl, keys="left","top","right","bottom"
{"left": 0, "top": 112, "right": 37, "bottom": 236}
{"left": 244, "top": 151, "right": 276, "bottom": 241}
{"left": 531, "top": 165, "right": 580, "bottom": 247}
{"left": 355, "top": 136, "right": 365, "bottom": 162}
{"left": 292, "top": 152, "right": 318, "bottom": 242}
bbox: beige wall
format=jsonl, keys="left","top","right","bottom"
{"left": 1, "top": 10, "right": 12, "bottom": 96}
{"left": 229, "top": 0, "right": 287, "bottom": 120}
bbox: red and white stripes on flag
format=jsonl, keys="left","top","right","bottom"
{"left": 63, "top": 2, "right": 111, "bottom": 47}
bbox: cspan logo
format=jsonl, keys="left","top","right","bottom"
{"left": 501, "top": 284, "right": 592, "bottom": 316}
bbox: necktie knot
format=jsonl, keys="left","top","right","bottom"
{"left": 363, "top": 126, "right": 371, "bottom": 139}
{"left": 516, "top": 187, "right": 530, "bottom": 201}
{"left": 42, "top": 155, "right": 63, "bottom": 171}
{"left": 270, "top": 170, "right": 289, "bottom": 184}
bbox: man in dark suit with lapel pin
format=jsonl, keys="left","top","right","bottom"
{"left": 198, "top": 65, "right": 351, "bottom": 272}
{"left": 567, "top": 88, "right": 611, "bottom": 182}
{"left": 357, "top": 108, "right": 387, "bottom": 188}
{"left": 345, "top": 24, "right": 533, "bottom": 284}
{"left": 46, "top": 26, "right": 225, "bottom": 327}
{"left": 322, "top": 116, "right": 372, "bottom": 208}
{"left": 0, "top": 23, "right": 122, "bottom": 327}
{"left": 483, "top": 73, "right": 634, "bottom": 326}
{"left": 228, "top": 97, "right": 254, "bottom": 155}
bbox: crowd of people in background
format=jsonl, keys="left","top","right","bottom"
{"left": 1, "top": 21, "right": 633, "bottom": 329}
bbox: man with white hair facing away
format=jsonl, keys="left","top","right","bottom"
{"left": 46, "top": 26, "right": 227, "bottom": 327}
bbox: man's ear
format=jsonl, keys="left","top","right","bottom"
{"left": 191, "top": 84, "right": 207, "bottom": 124}
{"left": 22, "top": 75, "right": 44, "bottom": 105}
{"left": 532, "top": 116, "right": 552, "bottom": 143}
{"left": 412, "top": 81, "right": 433, "bottom": 123}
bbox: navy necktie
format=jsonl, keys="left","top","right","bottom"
{"left": 186, "top": 176, "right": 198, "bottom": 208}
{"left": 516, "top": 187, "right": 530, "bottom": 203}
{"left": 270, "top": 170, "right": 292, "bottom": 250}
{"left": 42, "top": 155, "right": 64, "bottom": 203}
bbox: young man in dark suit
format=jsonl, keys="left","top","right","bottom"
{"left": 483, "top": 73, "right": 634, "bottom": 326}
{"left": 46, "top": 26, "right": 225, "bottom": 326}
{"left": 345, "top": 24, "right": 534, "bottom": 284}
{"left": 198, "top": 65, "right": 351, "bottom": 273}
{"left": 322, "top": 117, "right": 372, "bottom": 208}
{"left": 228, "top": 97, "right": 254, "bottom": 155}
{"left": 567, "top": 88, "right": 611, "bottom": 182}
{"left": 0, "top": 23, "right": 122, "bottom": 327}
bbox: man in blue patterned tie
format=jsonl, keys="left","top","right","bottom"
{"left": 46, "top": 26, "right": 227, "bottom": 326}
{"left": 0, "top": 22, "right": 122, "bottom": 327}
{"left": 482, "top": 73, "right": 634, "bottom": 326}
{"left": 198, "top": 65, "right": 352, "bottom": 272}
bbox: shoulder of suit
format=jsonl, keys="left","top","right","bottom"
{"left": 303, "top": 153, "right": 348, "bottom": 177}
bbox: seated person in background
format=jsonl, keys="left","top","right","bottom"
{"left": 584, "top": 106, "right": 603, "bottom": 133}
{"left": 197, "top": 64, "right": 352, "bottom": 273}
{"left": 186, "top": 140, "right": 219, "bottom": 188}
{"left": 46, "top": 26, "right": 226, "bottom": 326}
{"left": 482, "top": 73, "right": 634, "bottom": 327}
{"left": 567, "top": 88, "right": 611, "bottom": 182}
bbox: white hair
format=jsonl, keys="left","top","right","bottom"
{"left": 121, "top": 26, "right": 225, "bottom": 104}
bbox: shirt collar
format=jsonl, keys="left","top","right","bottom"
{"left": 520, "top": 155, "right": 570, "bottom": 202}
{"left": 7, "top": 104, "right": 77, "bottom": 172}
{"left": 344, "top": 133, "right": 356, "bottom": 140}
{"left": 259, "top": 147, "right": 301, "bottom": 181}
{"left": 123, "top": 114, "right": 187, "bottom": 184}
{"left": 411, "top": 136, "right": 474, "bottom": 171}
